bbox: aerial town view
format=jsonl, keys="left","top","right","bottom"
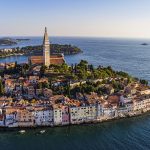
{"left": 0, "top": 0, "right": 150, "bottom": 150}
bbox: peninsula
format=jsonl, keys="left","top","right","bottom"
{"left": 0, "top": 44, "right": 82, "bottom": 58}
{"left": 0, "top": 28, "right": 149, "bottom": 128}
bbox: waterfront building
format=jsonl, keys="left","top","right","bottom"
{"left": 0, "top": 108, "right": 4, "bottom": 126}
{"left": 4, "top": 107, "right": 18, "bottom": 127}
{"left": 0, "top": 116, "right": 4, "bottom": 126}
{"left": 17, "top": 109, "right": 34, "bottom": 127}
{"left": 53, "top": 105, "right": 62, "bottom": 125}
{"left": 101, "top": 95, "right": 120, "bottom": 118}
{"left": 69, "top": 105, "right": 97, "bottom": 124}
{"left": 62, "top": 106, "right": 70, "bottom": 125}
{"left": 96, "top": 103, "right": 104, "bottom": 119}
{"left": 124, "top": 102, "right": 134, "bottom": 112}
{"left": 34, "top": 106, "right": 53, "bottom": 126}
{"left": 142, "top": 98, "right": 150, "bottom": 111}
{"left": 133, "top": 99, "right": 145, "bottom": 111}
{"left": 29, "top": 27, "right": 65, "bottom": 66}
{"left": 139, "top": 88, "right": 150, "bottom": 95}
{"left": 133, "top": 97, "right": 150, "bottom": 111}
{"left": 101, "top": 103, "right": 115, "bottom": 119}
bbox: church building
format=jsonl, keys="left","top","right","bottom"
{"left": 29, "top": 27, "right": 65, "bottom": 67}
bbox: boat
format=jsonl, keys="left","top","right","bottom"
{"left": 19, "top": 130, "right": 26, "bottom": 134}
{"left": 40, "top": 130, "right": 46, "bottom": 134}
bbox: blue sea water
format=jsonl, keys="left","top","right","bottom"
{"left": 0, "top": 37, "right": 150, "bottom": 150}
{"left": 0, "top": 37, "right": 150, "bottom": 82}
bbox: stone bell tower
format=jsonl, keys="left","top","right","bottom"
{"left": 43, "top": 27, "right": 50, "bottom": 66}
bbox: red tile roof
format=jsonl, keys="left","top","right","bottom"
{"left": 30, "top": 55, "right": 65, "bottom": 65}
{"left": 107, "top": 95, "right": 120, "bottom": 104}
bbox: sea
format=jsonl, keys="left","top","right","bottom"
{"left": 0, "top": 37, "right": 150, "bottom": 150}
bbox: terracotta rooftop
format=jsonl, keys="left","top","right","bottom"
{"left": 107, "top": 95, "right": 120, "bottom": 104}
{"left": 30, "top": 55, "right": 65, "bottom": 65}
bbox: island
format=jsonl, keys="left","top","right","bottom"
{"left": 0, "top": 44, "right": 82, "bottom": 57}
{"left": 21, "top": 44, "right": 82, "bottom": 55}
{"left": 0, "top": 60, "right": 149, "bottom": 128}
{"left": 0, "top": 38, "right": 30, "bottom": 46}
{"left": 0, "top": 38, "right": 17, "bottom": 46}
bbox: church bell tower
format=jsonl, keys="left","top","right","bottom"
{"left": 43, "top": 27, "right": 50, "bottom": 67}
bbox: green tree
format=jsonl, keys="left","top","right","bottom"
{"left": 140, "top": 79, "right": 148, "bottom": 86}
{"left": 40, "top": 65, "right": 47, "bottom": 76}
{"left": 0, "top": 80, "right": 4, "bottom": 95}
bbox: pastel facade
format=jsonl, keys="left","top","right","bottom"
{"left": 0, "top": 108, "right": 4, "bottom": 126}
{"left": 4, "top": 107, "right": 18, "bottom": 127}
{"left": 133, "top": 100, "right": 145, "bottom": 111}
{"left": 62, "top": 106, "right": 69, "bottom": 125}
{"left": 69, "top": 105, "right": 97, "bottom": 124}
{"left": 102, "top": 107, "right": 115, "bottom": 118}
{"left": 16, "top": 109, "right": 34, "bottom": 127}
{"left": 139, "top": 89, "right": 150, "bottom": 95}
{"left": 133, "top": 98, "right": 150, "bottom": 111}
{"left": 96, "top": 103, "right": 103, "bottom": 119}
{"left": 53, "top": 106, "right": 62, "bottom": 125}
{"left": 34, "top": 107, "right": 53, "bottom": 126}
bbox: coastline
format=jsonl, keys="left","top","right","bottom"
{"left": 0, "top": 53, "right": 23, "bottom": 58}
{"left": 0, "top": 108, "right": 149, "bottom": 130}
{"left": 0, "top": 43, "right": 82, "bottom": 58}
{"left": 0, "top": 52, "right": 82, "bottom": 58}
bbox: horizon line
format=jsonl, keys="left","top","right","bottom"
{"left": 1, "top": 35, "right": 150, "bottom": 40}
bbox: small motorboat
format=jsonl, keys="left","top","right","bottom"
{"left": 19, "top": 130, "right": 26, "bottom": 134}
{"left": 40, "top": 130, "right": 46, "bottom": 134}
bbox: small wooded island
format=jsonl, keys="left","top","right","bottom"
{"left": 0, "top": 44, "right": 82, "bottom": 58}
{"left": 0, "top": 38, "right": 30, "bottom": 46}
{"left": 22, "top": 44, "right": 82, "bottom": 55}
{"left": 0, "top": 38, "right": 17, "bottom": 46}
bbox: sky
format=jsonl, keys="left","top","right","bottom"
{"left": 1, "top": 0, "right": 150, "bottom": 38}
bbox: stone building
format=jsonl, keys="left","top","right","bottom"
{"left": 29, "top": 27, "right": 65, "bottom": 66}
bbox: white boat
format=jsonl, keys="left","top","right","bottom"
{"left": 40, "top": 130, "right": 46, "bottom": 134}
{"left": 19, "top": 130, "right": 26, "bottom": 134}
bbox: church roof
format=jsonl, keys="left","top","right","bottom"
{"left": 30, "top": 55, "right": 65, "bottom": 65}
{"left": 50, "top": 56, "right": 65, "bottom": 65}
